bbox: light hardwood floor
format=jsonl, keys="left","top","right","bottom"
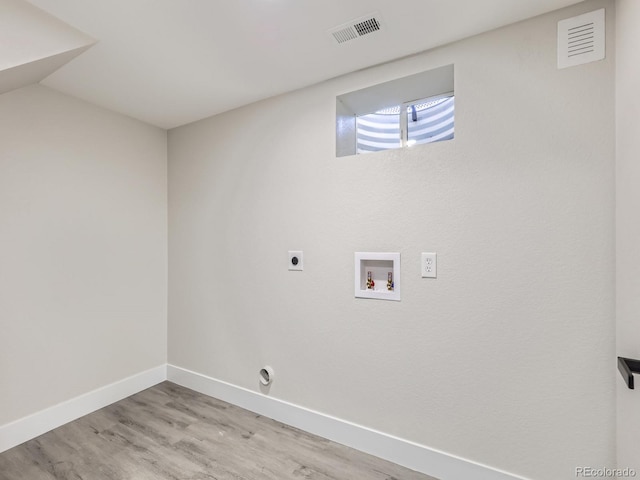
{"left": 0, "top": 382, "right": 438, "bottom": 480}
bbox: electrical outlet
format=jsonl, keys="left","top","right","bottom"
{"left": 288, "top": 251, "right": 303, "bottom": 271}
{"left": 421, "top": 252, "right": 437, "bottom": 278}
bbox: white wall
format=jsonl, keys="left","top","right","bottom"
{"left": 168, "top": 2, "right": 615, "bottom": 479}
{"left": 0, "top": 85, "right": 167, "bottom": 426}
{"left": 615, "top": 0, "right": 640, "bottom": 473}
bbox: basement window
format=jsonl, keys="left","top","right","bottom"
{"left": 336, "top": 64, "right": 454, "bottom": 157}
{"left": 356, "top": 95, "right": 454, "bottom": 154}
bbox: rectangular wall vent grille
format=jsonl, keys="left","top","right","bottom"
{"left": 353, "top": 18, "right": 380, "bottom": 36}
{"left": 329, "top": 13, "right": 382, "bottom": 45}
{"left": 558, "top": 8, "right": 605, "bottom": 69}
{"left": 568, "top": 22, "right": 595, "bottom": 57}
{"left": 332, "top": 27, "right": 359, "bottom": 44}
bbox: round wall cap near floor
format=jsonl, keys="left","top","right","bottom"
{"left": 259, "top": 366, "right": 274, "bottom": 386}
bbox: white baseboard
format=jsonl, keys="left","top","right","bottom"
{"left": 1, "top": 364, "right": 530, "bottom": 480}
{"left": 167, "top": 364, "right": 529, "bottom": 480}
{"left": 0, "top": 364, "right": 167, "bottom": 453}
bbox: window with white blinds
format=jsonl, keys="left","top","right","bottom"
{"left": 336, "top": 64, "right": 454, "bottom": 157}
{"left": 355, "top": 95, "right": 454, "bottom": 154}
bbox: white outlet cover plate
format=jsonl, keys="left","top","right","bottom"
{"left": 421, "top": 252, "right": 437, "bottom": 278}
{"left": 288, "top": 251, "right": 303, "bottom": 271}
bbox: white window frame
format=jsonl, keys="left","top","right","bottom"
{"left": 336, "top": 64, "right": 454, "bottom": 157}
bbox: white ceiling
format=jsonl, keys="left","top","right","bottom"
{"left": 0, "top": 0, "right": 94, "bottom": 94}
{"left": 22, "top": 0, "right": 584, "bottom": 129}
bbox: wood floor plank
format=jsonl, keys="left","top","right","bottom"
{"left": 0, "top": 382, "right": 438, "bottom": 480}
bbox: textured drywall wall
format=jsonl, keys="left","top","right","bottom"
{"left": 615, "top": 0, "right": 640, "bottom": 473}
{"left": 168, "top": 1, "right": 615, "bottom": 478}
{"left": 0, "top": 85, "right": 167, "bottom": 425}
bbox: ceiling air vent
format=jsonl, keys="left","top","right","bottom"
{"left": 329, "top": 13, "right": 383, "bottom": 45}
{"left": 557, "top": 8, "right": 605, "bottom": 69}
